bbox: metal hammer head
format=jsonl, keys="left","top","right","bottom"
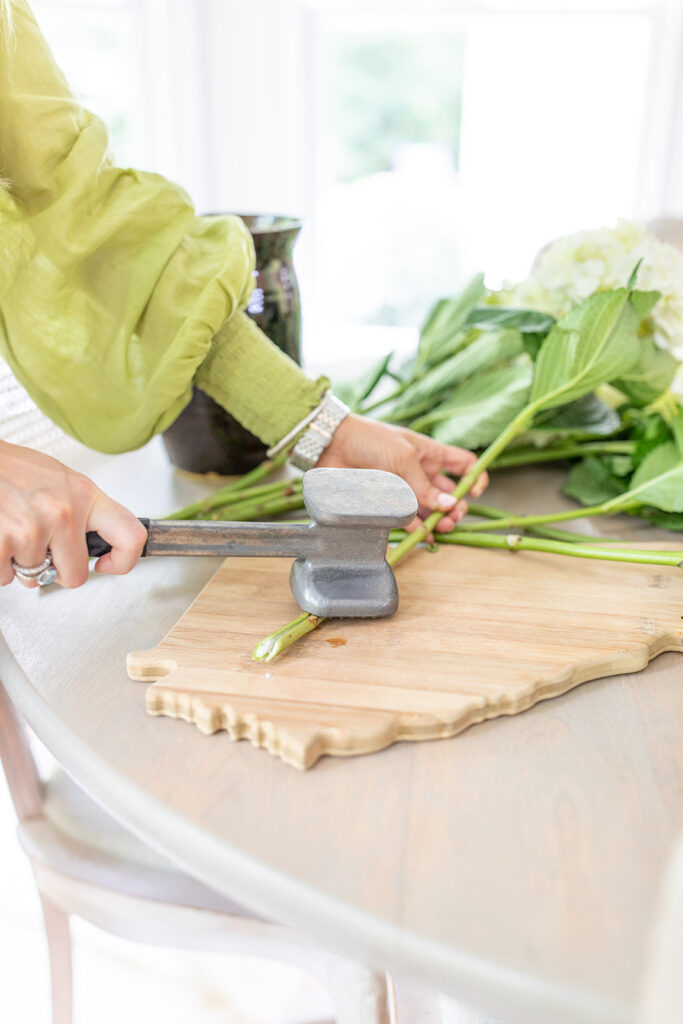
{"left": 290, "top": 468, "right": 417, "bottom": 618}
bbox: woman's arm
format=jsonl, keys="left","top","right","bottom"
{"left": 0, "top": 0, "right": 327, "bottom": 453}
{"left": 0, "top": 0, "right": 488, "bottom": 541}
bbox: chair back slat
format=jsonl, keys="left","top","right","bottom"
{"left": 0, "top": 680, "right": 43, "bottom": 821}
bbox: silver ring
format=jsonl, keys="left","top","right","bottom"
{"left": 11, "top": 553, "right": 57, "bottom": 586}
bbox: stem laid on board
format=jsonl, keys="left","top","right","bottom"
{"left": 253, "top": 613, "right": 323, "bottom": 662}
{"left": 207, "top": 489, "right": 305, "bottom": 522}
{"left": 427, "top": 530, "right": 683, "bottom": 568}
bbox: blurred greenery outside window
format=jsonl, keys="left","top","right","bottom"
{"left": 23, "top": 2, "right": 662, "bottom": 361}
{"left": 318, "top": 28, "right": 466, "bottom": 330}
{"left": 32, "top": 1, "right": 142, "bottom": 164}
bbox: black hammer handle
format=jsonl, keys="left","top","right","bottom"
{"left": 86, "top": 518, "right": 150, "bottom": 558}
{"left": 86, "top": 518, "right": 317, "bottom": 559}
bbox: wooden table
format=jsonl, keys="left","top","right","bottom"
{"left": 1, "top": 436, "right": 682, "bottom": 1024}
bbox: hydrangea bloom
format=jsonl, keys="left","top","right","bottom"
{"left": 498, "top": 220, "right": 683, "bottom": 394}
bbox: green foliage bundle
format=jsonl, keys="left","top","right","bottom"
{"left": 336, "top": 270, "right": 683, "bottom": 533}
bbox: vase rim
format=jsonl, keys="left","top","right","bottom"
{"left": 203, "top": 212, "right": 303, "bottom": 235}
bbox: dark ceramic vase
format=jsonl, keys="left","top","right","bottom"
{"left": 161, "top": 214, "right": 303, "bottom": 475}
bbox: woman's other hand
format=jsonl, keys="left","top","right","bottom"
{"left": 0, "top": 440, "right": 147, "bottom": 588}
{"left": 317, "top": 415, "right": 488, "bottom": 533}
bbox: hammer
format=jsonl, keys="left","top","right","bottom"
{"left": 86, "top": 469, "right": 418, "bottom": 617}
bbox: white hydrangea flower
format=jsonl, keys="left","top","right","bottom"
{"left": 498, "top": 220, "right": 683, "bottom": 366}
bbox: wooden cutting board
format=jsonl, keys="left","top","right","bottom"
{"left": 127, "top": 545, "right": 683, "bottom": 769}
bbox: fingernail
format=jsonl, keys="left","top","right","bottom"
{"left": 437, "top": 493, "right": 456, "bottom": 509}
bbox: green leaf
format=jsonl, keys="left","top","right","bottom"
{"left": 567, "top": 439, "right": 683, "bottom": 515}
{"left": 628, "top": 288, "right": 660, "bottom": 319}
{"left": 424, "top": 361, "right": 533, "bottom": 449}
{"left": 620, "top": 442, "right": 683, "bottom": 513}
{"left": 334, "top": 352, "right": 394, "bottom": 412}
{"left": 625, "top": 408, "right": 672, "bottom": 469}
{"left": 529, "top": 289, "right": 648, "bottom": 412}
{"left": 525, "top": 393, "right": 622, "bottom": 446}
{"left": 627, "top": 258, "right": 643, "bottom": 289}
{"left": 602, "top": 454, "right": 635, "bottom": 477}
{"left": 463, "top": 306, "right": 556, "bottom": 335}
{"left": 390, "top": 329, "right": 523, "bottom": 418}
{"left": 669, "top": 406, "right": 683, "bottom": 456}
{"left": 332, "top": 378, "right": 359, "bottom": 409}
{"left": 614, "top": 334, "right": 677, "bottom": 407}
{"left": 418, "top": 275, "right": 487, "bottom": 365}
{"left": 563, "top": 456, "right": 625, "bottom": 507}
{"left": 521, "top": 332, "right": 546, "bottom": 361}
{"left": 635, "top": 507, "right": 683, "bottom": 532}
{"left": 355, "top": 351, "right": 393, "bottom": 405}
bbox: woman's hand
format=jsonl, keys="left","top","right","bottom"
{"left": 0, "top": 440, "right": 148, "bottom": 589}
{"left": 317, "top": 415, "right": 488, "bottom": 533}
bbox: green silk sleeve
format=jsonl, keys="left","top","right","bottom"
{"left": 0, "top": 0, "right": 327, "bottom": 453}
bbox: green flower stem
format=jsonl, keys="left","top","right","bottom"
{"left": 207, "top": 489, "right": 305, "bottom": 522}
{"left": 465, "top": 502, "right": 617, "bottom": 544}
{"left": 249, "top": 399, "right": 642, "bottom": 662}
{"left": 165, "top": 450, "right": 291, "bottom": 520}
{"left": 388, "top": 406, "right": 534, "bottom": 566}
{"left": 189, "top": 479, "right": 296, "bottom": 518}
{"left": 452, "top": 500, "right": 641, "bottom": 534}
{"left": 491, "top": 440, "right": 636, "bottom": 469}
{"left": 252, "top": 407, "right": 536, "bottom": 663}
{"left": 253, "top": 613, "right": 323, "bottom": 662}
{"left": 431, "top": 530, "right": 683, "bottom": 568}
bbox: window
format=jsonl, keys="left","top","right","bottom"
{"left": 32, "top": 0, "right": 144, "bottom": 164}
{"left": 317, "top": 20, "right": 466, "bottom": 331}
{"left": 20, "top": 0, "right": 683, "bottom": 372}
{"left": 30, "top": 0, "right": 209, "bottom": 209}
{"left": 305, "top": 1, "right": 671, "bottom": 367}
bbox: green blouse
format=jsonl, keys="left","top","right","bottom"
{"left": 0, "top": 0, "right": 328, "bottom": 452}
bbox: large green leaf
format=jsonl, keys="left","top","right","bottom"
{"left": 565, "top": 453, "right": 683, "bottom": 525}
{"left": 618, "top": 442, "right": 683, "bottom": 513}
{"left": 463, "top": 306, "right": 555, "bottom": 335}
{"left": 629, "top": 288, "right": 661, "bottom": 319}
{"left": 529, "top": 289, "right": 652, "bottom": 412}
{"left": 563, "top": 456, "right": 625, "bottom": 507}
{"left": 669, "top": 406, "right": 683, "bottom": 456}
{"left": 637, "top": 507, "right": 683, "bottom": 531}
{"left": 614, "top": 334, "right": 677, "bottom": 407}
{"left": 625, "top": 407, "right": 673, "bottom": 470}
{"left": 424, "top": 361, "right": 533, "bottom": 448}
{"left": 523, "top": 393, "right": 622, "bottom": 448}
{"left": 390, "top": 329, "right": 523, "bottom": 419}
{"left": 335, "top": 351, "right": 395, "bottom": 412}
{"left": 418, "top": 275, "right": 487, "bottom": 365}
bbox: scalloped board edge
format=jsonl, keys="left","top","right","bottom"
{"left": 128, "top": 547, "right": 683, "bottom": 769}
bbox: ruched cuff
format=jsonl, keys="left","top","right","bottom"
{"left": 195, "top": 312, "right": 330, "bottom": 446}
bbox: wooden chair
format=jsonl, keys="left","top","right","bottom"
{"left": 0, "top": 677, "right": 392, "bottom": 1024}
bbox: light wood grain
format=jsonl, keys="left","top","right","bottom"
{"left": 128, "top": 544, "right": 683, "bottom": 769}
{"left": 5, "top": 448, "right": 683, "bottom": 1021}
